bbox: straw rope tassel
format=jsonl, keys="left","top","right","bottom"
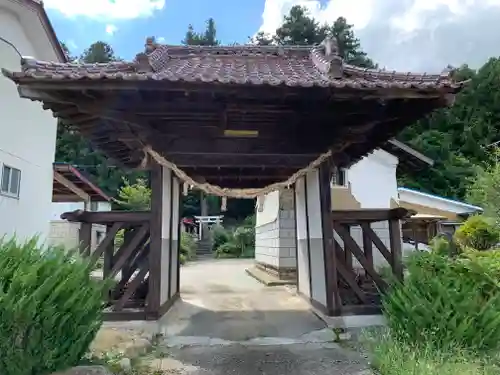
{"left": 221, "top": 196, "right": 227, "bottom": 212}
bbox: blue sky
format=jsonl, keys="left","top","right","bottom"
{"left": 44, "top": 0, "right": 270, "bottom": 60}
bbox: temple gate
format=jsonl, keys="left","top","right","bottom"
{"left": 2, "top": 37, "right": 465, "bottom": 319}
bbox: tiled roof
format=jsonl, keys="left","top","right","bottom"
{"left": 2, "top": 37, "right": 464, "bottom": 90}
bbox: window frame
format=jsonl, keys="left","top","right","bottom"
{"left": 90, "top": 201, "right": 99, "bottom": 212}
{"left": 0, "top": 164, "right": 21, "bottom": 199}
{"left": 331, "top": 166, "right": 348, "bottom": 188}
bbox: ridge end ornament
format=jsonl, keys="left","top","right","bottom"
{"left": 321, "top": 36, "right": 343, "bottom": 78}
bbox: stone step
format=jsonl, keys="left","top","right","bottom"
{"left": 196, "top": 241, "right": 213, "bottom": 255}
{"left": 197, "top": 245, "right": 212, "bottom": 250}
{"left": 196, "top": 249, "right": 213, "bottom": 254}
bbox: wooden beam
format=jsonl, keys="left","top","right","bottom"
{"left": 166, "top": 152, "right": 319, "bottom": 168}
{"left": 53, "top": 171, "right": 90, "bottom": 202}
{"left": 192, "top": 174, "right": 292, "bottom": 180}
{"left": 61, "top": 210, "right": 151, "bottom": 224}
{"left": 152, "top": 137, "right": 300, "bottom": 154}
{"left": 16, "top": 80, "right": 456, "bottom": 100}
{"left": 52, "top": 194, "right": 87, "bottom": 202}
{"left": 330, "top": 208, "right": 411, "bottom": 223}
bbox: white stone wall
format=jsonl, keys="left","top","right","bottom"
{"left": 48, "top": 220, "right": 107, "bottom": 252}
{"left": 255, "top": 208, "right": 296, "bottom": 268}
{"left": 255, "top": 189, "right": 296, "bottom": 269}
{"left": 48, "top": 221, "right": 80, "bottom": 250}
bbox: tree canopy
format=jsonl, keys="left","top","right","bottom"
{"left": 182, "top": 18, "right": 219, "bottom": 46}
{"left": 253, "top": 6, "right": 375, "bottom": 68}
{"left": 398, "top": 59, "right": 500, "bottom": 200}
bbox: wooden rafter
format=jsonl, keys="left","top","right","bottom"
{"left": 53, "top": 171, "right": 90, "bottom": 202}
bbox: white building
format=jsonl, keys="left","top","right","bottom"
{"left": 254, "top": 140, "right": 434, "bottom": 280}
{"left": 0, "top": 0, "right": 65, "bottom": 241}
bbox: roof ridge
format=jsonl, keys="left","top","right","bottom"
{"left": 139, "top": 37, "right": 454, "bottom": 82}
{"left": 343, "top": 64, "right": 452, "bottom": 82}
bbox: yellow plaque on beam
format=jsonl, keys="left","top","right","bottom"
{"left": 223, "top": 129, "right": 259, "bottom": 138}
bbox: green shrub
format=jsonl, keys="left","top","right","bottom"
{"left": 242, "top": 214, "right": 256, "bottom": 227}
{"left": 212, "top": 216, "right": 255, "bottom": 259}
{"left": 233, "top": 226, "right": 255, "bottom": 251}
{"left": 382, "top": 251, "right": 500, "bottom": 352}
{"left": 455, "top": 215, "right": 500, "bottom": 251}
{"left": 212, "top": 225, "right": 231, "bottom": 252}
{"left": 0, "top": 236, "right": 110, "bottom": 375}
{"left": 430, "top": 235, "right": 454, "bottom": 255}
{"left": 214, "top": 242, "right": 239, "bottom": 258}
{"left": 114, "top": 229, "right": 124, "bottom": 249}
{"left": 180, "top": 232, "right": 196, "bottom": 263}
{"left": 464, "top": 249, "right": 500, "bottom": 278}
{"left": 214, "top": 219, "right": 255, "bottom": 259}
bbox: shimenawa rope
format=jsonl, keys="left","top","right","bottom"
{"left": 142, "top": 144, "right": 342, "bottom": 199}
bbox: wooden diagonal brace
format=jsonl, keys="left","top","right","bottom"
{"left": 53, "top": 171, "right": 90, "bottom": 203}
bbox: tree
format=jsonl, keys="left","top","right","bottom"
{"left": 181, "top": 18, "right": 219, "bottom": 46}
{"left": 59, "top": 41, "right": 75, "bottom": 61}
{"left": 467, "top": 149, "right": 500, "bottom": 219}
{"left": 252, "top": 6, "right": 375, "bottom": 68}
{"left": 117, "top": 178, "right": 151, "bottom": 211}
{"left": 182, "top": 25, "right": 197, "bottom": 46}
{"left": 80, "top": 41, "right": 118, "bottom": 63}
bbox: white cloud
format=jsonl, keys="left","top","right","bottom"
{"left": 157, "top": 36, "right": 166, "bottom": 43}
{"left": 43, "top": 0, "right": 165, "bottom": 20}
{"left": 105, "top": 24, "right": 118, "bottom": 35}
{"left": 260, "top": 0, "right": 500, "bottom": 72}
{"left": 66, "top": 39, "right": 78, "bottom": 50}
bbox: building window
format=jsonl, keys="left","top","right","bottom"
{"left": 1, "top": 165, "right": 21, "bottom": 198}
{"left": 90, "top": 201, "right": 98, "bottom": 212}
{"left": 331, "top": 167, "right": 348, "bottom": 187}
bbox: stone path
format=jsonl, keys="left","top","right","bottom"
{"left": 93, "top": 258, "right": 370, "bottom": 374}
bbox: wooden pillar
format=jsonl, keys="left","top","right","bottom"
{"left": 149, "top": 163, "right": 181, "bottom": 319}
{"left": 389, "top": 218, "right": 404, "bottom": 281}
{"left": 295, "top": 161, "right": 340, "bottom": 316}
{"left": 200, "top": 191, "right": 209, "bottom": 240}
{"left": 103, "top": 224, "right": 114, "bottom": 279}
{"left": 79, "top": 222, "right": 92, "bottom": 256}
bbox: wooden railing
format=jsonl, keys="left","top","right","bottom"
{"left": 61, "top": 210, "right": 152, "bottom": 320}
{"left": 331, "top": 207, "right": 412, "bottom": 315}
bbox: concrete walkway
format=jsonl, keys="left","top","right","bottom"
{"left": 160, "top": 258, "right": 324, "bottom": 341}
{"left": 149, "top": 258, "right": 369, "bottom": 374}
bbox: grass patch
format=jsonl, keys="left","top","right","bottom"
{"left": 367, "top": 332, "right": 500, "bottom": 375}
